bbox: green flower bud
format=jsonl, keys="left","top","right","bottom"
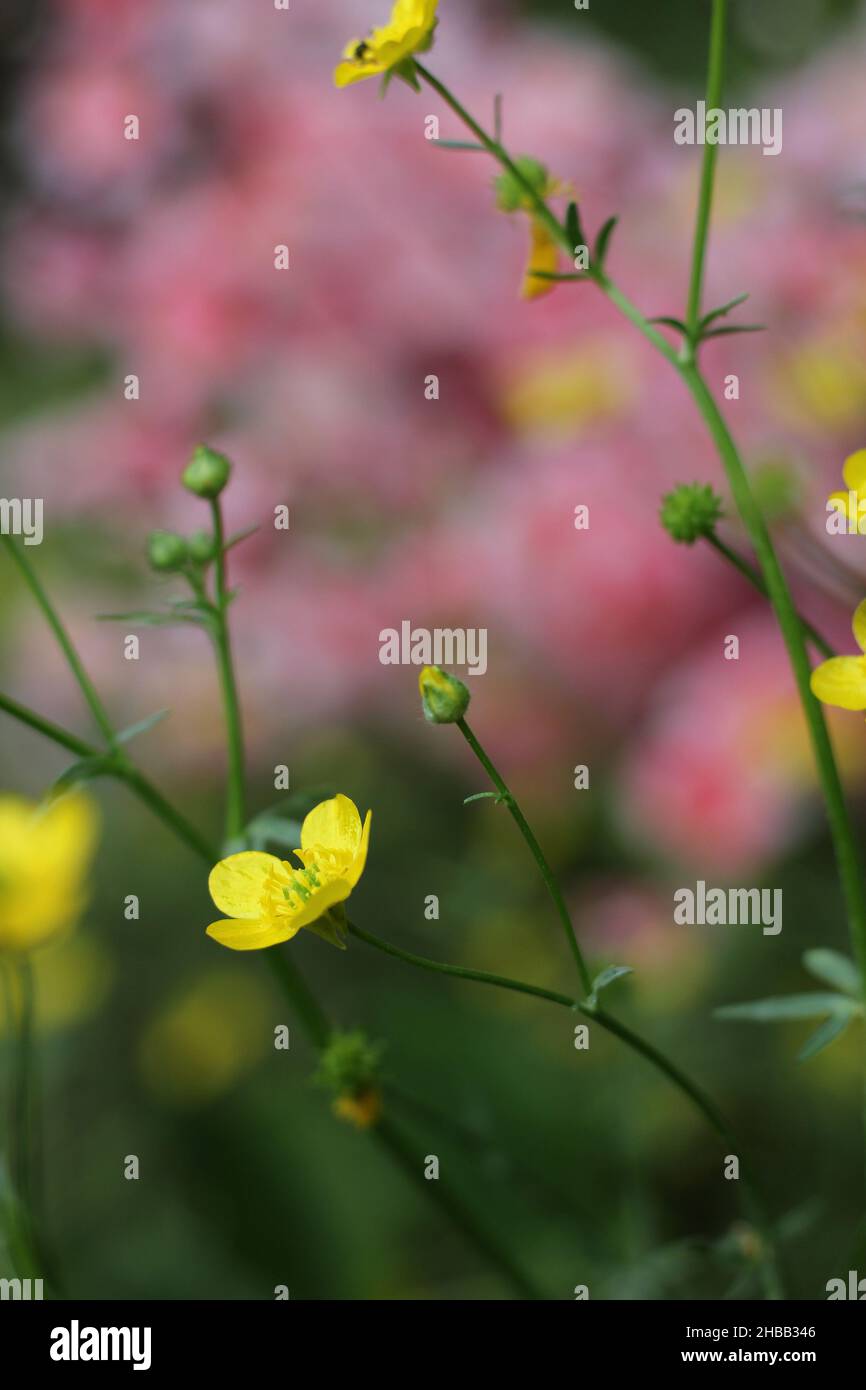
{"left": 147, "top": 530, "right": 189, "bottom": 573}
{"left": 182, "top": 444, "right": 232, "bottom": 499}
{"left": 419, "top": 665, "right": 470, "bottom": 724}
{"left": 187, "top": 529, "right": 218, "bottom": 564}
{"left": 659, "top": 483, "right": 723, "bottom": 544}
{"left": 495, "top": 155, "right": 549, "bottom": 213}
{"left": 314, "top": 1030, "right": 384, "bottom": 1098}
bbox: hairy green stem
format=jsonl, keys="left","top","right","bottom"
{"left": 208, "top": 499, "right": 246, "bottom": 841}
{"left": 456, "top": 718, "right": 592, "bottom": 995}
{"left": 704, "top": 532, "right": 835, "bottom": 659}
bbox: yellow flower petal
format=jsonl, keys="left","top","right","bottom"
{"left": 842, "top": 449, "right": 866, "bottom": 493}
{"left": 810, "top": 656, "right": 866, "bottom": 711}
{"left": 208, "top": 851, "right": 281, "bottom": 919}
{"left": 206, "top": 917, "right": 297, "bottom": 952}
{"left": 853, "top": 599, "right": 866, "bottom": 654}
{"left": 344, "top": 810, "right": 372, "bottom": 890}
{"left": 301, "top": 794, "right": 363, "bottom": 856}
{"left": 521, "top": 217, "right": 559, "bottom": 300}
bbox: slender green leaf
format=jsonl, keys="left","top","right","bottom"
{"left": 701, "top": 324, "right": 766, "bottom": 340}
{"left": 649, "top": 316, "right": 689, "bottom": 334}
{"left": 592, "top": 964, "right": 634, "bottom": 995}
{"left": 798, "top": 1014, "right": 851, "bottom": 1062}
{"left": 715, "top": 992, "right": 857, "bottom": 1022}
{"left": 96, "top": 609, "right": 205, "bottom": 627}
{"left": 493, "top": 93, "right": 503, "bottom": 143}
{"left": 565, "top": 201, "right": 583, "bottom": 249}
{"left": 699, "top": 292, "right": 749, "bottom": 330}
{"left": 526, "top": 270, "right": 587, "bottom": 283}
{"left": 115, "top": 709, "right": 170, "bottom": 745}
{"left": 802, "top": 948, "right": 862, "bottom": 998}
{"left": 593, "top": 215, "right": 619, "bottom": 270}
{"left": 434, "top": 139, "right": 486, "bottom": 152}
{"left": 49, "top": 755, "right": 116, "bottom": 798}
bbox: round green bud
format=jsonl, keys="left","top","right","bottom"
{"left": 495, "top": 155, "right": 549, "bottom": 213}
{"left": 187, "top": 529, "right": 218, "bottom": 564}
{"left": 419, "top": 665, "right": 471, "bottom": 724}
{"left": 659, "top": 483, "right": 724, "bottom": 544}
{"left": 182, "top": 444, "right": 232, "bottom": 499}
{"left": 314, "top": 1030, "right": 385, "bottom": 1098}
{"left": 147, "top": 530, "right": 189, "bottom": 573}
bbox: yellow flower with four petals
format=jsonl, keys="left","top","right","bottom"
{"left": 206, "top": 795, "right": 371, "bottom": 951}
{"left": 333, "top": 0, "right": 438, "bottom": 90}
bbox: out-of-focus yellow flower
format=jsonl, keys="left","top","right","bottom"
{"left": 333, "top": 1087, "right": 383, "bottom": 1130}
{"left": 768, "top": 339, "right": 866, "bottom": 433}
{"left": 827, "top": 448, "right": 866, "bottom": 529}
{"left": 0, "top": 793, "right": 98, "bottom": 952}
{"left": 521, "top": 218, "right": 559, "bottom": 301}
{"left": 502, "top": 343, "right": 636, "bottom": 437}
{"left": 139, "top": 970, "right": 269, "bottom": 1107}
{"left": 206, "top": 794, "right": 371, "bottom": 951}
{"left": 810, "top": 599, "right": 866, "bottom": 713}
{"left": 494, "top": 158, "right": 568, "bottom": 300}
{"left": 334, "top": 0, "right": 438, "bottom": 89}
{"left": 0, "top": 934, "right": 112, "bottom": 1035}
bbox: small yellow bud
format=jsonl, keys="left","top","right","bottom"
{"left": 418, "top": 665, "right": 470, "bottom": 724}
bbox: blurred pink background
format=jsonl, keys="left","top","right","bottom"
{"left": 3, "top": 0, "right": 866, "bottom": 876}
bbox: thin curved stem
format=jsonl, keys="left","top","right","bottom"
{"left": 414, "top": 55, "right": 866, "bottom": 1002}
{"left": 2, "top": 537, "right": 117, "bottom": 747}
{"left": 347, "top": 919, "right": 573, "bottom": 1007}
{"left": 375, "top": 1112, "right": 545, "bottom": 1299}
{"left": 208, "top": 499, "right": 246, "bottom": 841}
{"left": 347, "top": 917, "right": 782, "bottom": 1296}
{"left": 704, "top": 532, "right": 835, "bottom": 660}
{"left": 456, "top": 718, "right": 592, "bottom": 995}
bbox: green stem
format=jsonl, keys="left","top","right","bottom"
{"left": 375, "top": 1112, "right": 545, "bottom": 1299}
{"left": 704, "top": 532, "right": 835, "bottom": 659}
{"left": 0, "top": 690, "right": 97, "bottom": 759}
{"left": 208, "top": 499, "right": 246, "bottom": 841}
{"left": 347, "top": 918, "right": 782, "bottom": 1297}
{"left": 265, "top": 949, "right": 332, "bottom": 1052}
{"left": 415, "top": 57, "right": 866, "bottom": 995}
{"left": 456, "top": 718, "right": 592, "bottom": 996}
{"left": 115, "top": 763, "right": 215, "bottom": 862}
{"left": 347, "top": 920, "right": 573, "bottom": 1008}
{"left": 2, "top": 537, "right": 117, "bottom": 747}
{"left": 685, "top": 0, "right": 727, "bottom": 342}
{"left": 681, "top": 364, "right": 866, "bottom": 986}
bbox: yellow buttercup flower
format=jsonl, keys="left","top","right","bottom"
{"left": 827, "top": 448, "right": 866, "bottom": 530}
{"left": 0, "top": 793, "right": 98, "bottom": 953}
{"left": 810, "top": 599, "right": 866, "bottom": 713}
{"left": 206, "top": 794, "right": 371, "bottom": 951}
{"left": 334, "top": 0, "right": 438, "bottom": 90}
